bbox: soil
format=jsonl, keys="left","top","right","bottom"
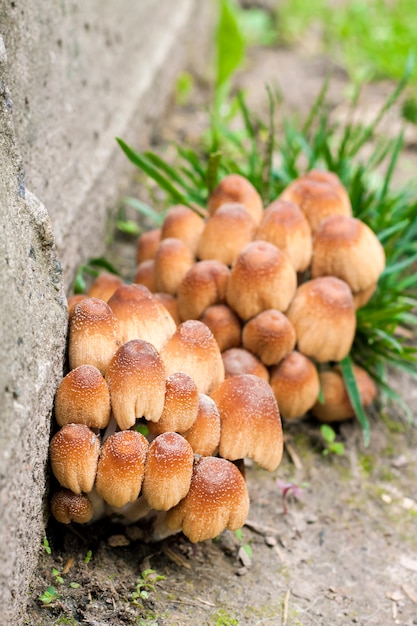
{"left": 25, "top": 39, "right": 417, "bottom": 626}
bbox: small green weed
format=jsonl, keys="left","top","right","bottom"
{"left": 130, "top": 569, "right": 166, "bottom": 608}
{"left": 234, "top": 528, "right": 253, "bottom": 559}
{"left": 39, "top": 585, "right": 60, "bottom": 606}
{"left": 320, "top": 425, "right": 345, "bottom": 457}
{"left": 73, "top": 258, "right": 120, "bottom": 294}
{"left": 52, "top": 568, "right": 64, "bottom": 585}
{"left": 212, "top": 608, "right": 239, "bottom": 625}
{"left": 42, "top": 537, "right": 52, "bottom": 555}
{"left": 84, "top": 549, "right": 93, "bottom": 564}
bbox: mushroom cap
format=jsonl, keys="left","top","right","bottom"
{"left": 208, "top": 173, "right": 264, "bottom": 225}
{"left": 242, "top": 309, "right": 296, "bottom": 366}
{"left": 269, "top": 351, "right": 320, "bottom": 419}
{"left": 221, "top": 347, "right": 269, "bottom": 382}
{"left": 311, "top": 215, "right": 386, "bottom": 292}
{"left": 95, "top": 430, "right": 149, "bottom": 508}
{"left": 199, "top": 304, "right": 241, "bottom": 352}
{"left": 68, "top": 297, "right": 121, "bottom": 375}
{"left": 160, "top": 204, "right": 205, "bottom": 255}
{"left": 88, "top": 272, "right": 124, "bottom": 302}
{"left": 166, "top": 456, "right": 250, "bottom": 543}
{"left": 148, "top": 372, "right": 199, "bottom": 435}
{"left": 182, "top": 393, "right": 221, "bottom": 456}
{"left": 67, "top": 294, "right": 89, "bottom": 321}
{"left": 177, "top": 260, "right": 230, "bottom": 321}
{"left": 154, "top": 237, "right": 195, "bottom": 295}
{"left": 136, "top": 227, "right": 161, "bottom": 264}
{"left": 55, "top": 365, "right": 111, "bottom": 429}
{"left": 142, "top": 432, "right": 194, "bottom": 511}
{"left": 304, "top": 169, "right": 351, "bottom": 211}
{"left": 106, "top": 339, "right": 166, "bottom": 429}
{"left": 352, "top": 282, "right": 377, "bottom": 310}
{"left": 133, "top": 259, "right": 157, "bottom": 292}
{"left": 211, "top": 374, "right": 283, "bottom": 471}
{"left": 312, "top": 364, "right": 377, "bottom": 422}
{"left": 154, "top": 292, "right": 181, "bottom": 325}
{"left": 161, "top": 320, "right": 225, "bottom": 394}
{"left": 255, "top": 199, "right": 312, "bottom": 272}
{"left": 50, "top": 489, "right": 94, "bottom": 524}
{"left": 286, "top": 276, "right": 356, "bottom": 363}
{"left": 107, "top": 283, "right": 176, "bottom": 351}
{"left": 226, "top": 241, "right": 297, "bottom": 320}
{"left": 49, "top": 424, "right": 100, "bottom": 494}
{"left": 197, "top": 203, "right": 256, "bottom": 266}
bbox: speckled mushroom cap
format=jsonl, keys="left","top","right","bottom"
{"left": 221, "top": 347, "right": 269, "bottom": 382}
{"left": 255, "top": 199, "right": 312, "bottom": 272}
{"left": 106, "top": 339, "right": 166, "bottom": 430}
{"left": 141, "top": 432, "right": 194, "bottom": 511}
{"left": 166, "top": 456, "right": 250, "bottom": 543}
{"left": 55, "top": 364, "right": 111, "bottom": 429}
{"left": 154, "top": 292, "right": 181, "bottom": 325}
{"left": 312, "top": 364, "right": 377, "bottom": 422}
{"left": 50, "top": 489, "right": 94, "bottom": 524}
{"left": 311, "top": 214, "right": 386, "bottom": 293}
{"left": 226, "top": 241, "right": 297, "bottom": 320}
{"left": 67, "top": 294, "right": 88, "bottom": 321}
{"left": 133, "top": 259, "right": 157, "bottom": 293}
{"left": 95, "top": 430, "right": 149, "bottom": 508}
{"left": 177, "top": 260, "right": 230, "bottom": 322}
{"left": 107, "top": 283, "right": 176, "bottom": 351}
{"left": 269, "top": 351, "right": 320, "bottom": 420}
{"left": 242, "top": 309, "right": 297, "bottom": 367}
{"left": 160, "top": 204, "right": 205, "bottom": 255}
{"left": 286, "top": 276, "right": 356, "bottom": 363}
{"left": 197, "top": 203, "right": 256, "bottom": 266}
{"left": 181, "top": 393, "right": 221, "bottom": 456}
{"left": 88, "top": 272, "right": 124, "bottom": 303}
{"left": 210, "top": 374, "right": 283, "bottom": 472}
{"left": 49, "top": 424, "right": 100, "bottom": 494}
{"left": 160, "top": 320, "right": 225, "bottom": 394}
{"left": 207, "top": 173, "right": 264, "bottom": 225}
{"left": 153, "top": 237, "right": 195, "bottom": 295}
{"left": 199, "top": 304, "right": 241, "bottom": 353}
{"left": 304, "top": 169, "right": 351, "bottom": 211}
{"left": 68, "top": 297, "right": 121, "bottom": 375}
{"left": 136, "top": 227, "right": 161, "bottom": 264}
{"left": 148, "top": 372, "right": 199, "bottom": 435}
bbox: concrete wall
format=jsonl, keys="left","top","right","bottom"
{"left": 0, "top": 1, "right": 213, "bottom": 622}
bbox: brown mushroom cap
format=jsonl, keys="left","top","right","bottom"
{"left": 286, "top": 276, "right": 356, "bottom": 363}
{"left": 166, "top": 456, "right": 250, "bottom": 543}
{"left": 154, "top": 292, "right": 181, "bottom": 325}
{"left": 133, "top": 259, "right": 157, "bottom": 292}
{"left": 49, "top": 424, "right": 100, "bottom": 494}
{"left": 221, "top": 347, "right": 269, "bottom": 382}
{"left": 55, "top": 365, "right": 111, "bottom": 429}
{"left": 161, "top": 320, "right": 225, "bottom": 394}
{"left": 352, "top": 282, "right": 377, "bottom": 310}
{"left": 242, "top": 309, "right": 296, "bottom": 366}
{"left": 304, "top": 169, "right": 351, "bottom": 211}
{"left": 50, "top": 489, "right": 94, "bottom": 524}
{"left": 177, "top": 260, "right": 230, "bottom": 322}
{"left": 142, "top": 432, "right": 194, "bottom": 511}
{"left": 107, "top": 283, "right": 176, "bottom": 351}
{"left": 182, "top": 393, "right": 221, "bottom": 456}
{"left": 269, "top": 351, "right": 320, "bottom": 420}
{"left": 67, "top": 294, "right": 88, "bottom": 321}
{"left": 88, "top": 272, "right": 124, "bottom": 302}
{"left": 154, "top": 237, "right": 195, "bottom": 295}
{"left": 197, "top": 203, "right": 256, "bottom": 266}
{"left": 136, "top": 227, "right": 161, "bottom": 264}
{"left": 255, "top": 199, "right": 312, "bottom": 272}
{"left": 199, "top": 304, "right": 241, "bottom": 352}
{"left": 208, "top": 173, "right": 264, "bottom": 225}
{"left": 311, "top": 215, "right": 386, "bottom": 293}
{"left": 148, "top": 372, "right": 199, "bottom": 435}
{"left": 95, "top": 430, "right": 149, "bottom": 508}
{"left": 106, "top": 339, "right": 166, "bottom": 429}
{"left": 226, "top": 241, "right": 297, "bottom": 320}
{"left": 211, "top": 374, "right": 283, "bottom": 471}
{"left": 160, "top": 204, "right": 205, "bottom": 255}
{"left": 68, "top": 297, "right": 121, "bottom": 375}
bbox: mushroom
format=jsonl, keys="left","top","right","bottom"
{"left": 221, "top": 347, "right": 269, "bottom": 382}
{"left": 136, "top": 227, "right": 161, "bottom": 264}
{"left": 154, "top": 292, "right": 181, "bottom": 325}
{"left": 311, "top": 215, "right": 386, "bottom": 293}
{"left": 210, "top": 374, "right": 283, "bottom": 472}
{"left": 181, "top": 393, "right": 221, "bottom": 456}
{"left": 197, "top": 203, "right": 256, "bottom": 266}
{"left": 133, "top": 259, "right": 157, "bottom": 292}
{"left": 304, "top": 169, "right": 351, "bottom": 211}
{"left": 141, "top": 432, "right": 194, "bottom": 510}
{"left": 166, "top": 456, "right": 250, "bottom": 543}
{"left": 88, "top": 272, "right": 124, "bottom": 302}
{"left": 255, "top": 199, "right": 312, "bottom": 272}
{"left": 177, "top": 260, "right": 230, "bottom": 322}
{"left": 160, "top": 320, "right": 224, "bottom": 394}
{"left": 208, "top": 173, "right": 264, "bottom": 225}
{"left": 107, "top": 283, "right": 176, "bottom": 351}
{"left": 68, "top": 297, "right": 121, "bottom": 375}
{"left": 286, "top": 276, "right": 356, "bottom": 363}
{"left": 106, "top": 339, "right": 166, "bottom": 429}
{"left": 147, "top": 372, "right": 199, "bottom": 435}
{"left": 95, "top": 430, "right": 149, "bottom": 508}
{"left": 67, "top": 294, "right": 88, "bottom": 321}
{"left": 153, "top": 237, "right": 195, "bottom": 295}
{"left": 199, "top": 304, "right": 241, "bottom": 352}
{"left": 226, "top": 241, "right": 297, "bottom": 320}
{"left": 54, "top": 364, "right": 111, "bottom": 429}
{"left": 160, "top": 204, "right": 205, "bottom": 255}
{"left": 242, "top": 309, "right": 296, "bottom": 366}
{"left": 50, "top": 489, "right": 94, "bottom": 524}
{"left": 269, "top": 351, "right": 320, "bottom": 420}
{"left": 49, "top": 424, "right": 100, "bottom": 494}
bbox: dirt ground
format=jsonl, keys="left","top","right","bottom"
{"left": 25, "top": 39, "right": 417, "bottom": 626}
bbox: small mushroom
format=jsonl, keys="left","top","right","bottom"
{"left": 182, "top": 393, "right": 221, "bottom": 456}
{"left": 50, "top": 489, "right": 94, "bottom": 524}
{"left": 154, "top": 292, "right": 181, "bottom": 325}
{"left": 242, "top": 309, "right": 296, "bottom": 366}
{"left": 133, "top": 259, "right": 157, "bottom": 292}
{"left": 136, "top": 227, "right": 161, "bottom": 264}
{"left": 269, "top": 351, "right": 320, "bottom": 420}
{"left": 88, "top": 272, "right": 124, "bottom": 302}
{"left": 160, "top": 204, "right": 205, "bottom": 255}
{"left": 177, "top": 260, "right": 230, "bottom": 321}
{"left": 67, "top": 294, "right": 88, "bottom": 321}
{"left": 208, "top": 173, "right": 264, "bottom": 225}
{"left": 148, "top": 372, "right": 199, "bottom": 435}
{"left": 221, "top": 347, "right": 269, "bottom": 381}
{"left": 49, "top": 424, "right": 100, "bottom": 494}
{"left": 166, "top": 456, "right": 250, "bottom": 543}
{"left": 199, "top": 304, "right": 241, "bottom": 352}
{"left": 154, "top": 237, "right": 195, "bottom": 295}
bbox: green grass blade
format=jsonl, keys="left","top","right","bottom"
{"left": 123, "top": 197, "right": 164, "bottom": 226}
{"left": 339, "top": 355, "right": 370, "bottom": 446}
